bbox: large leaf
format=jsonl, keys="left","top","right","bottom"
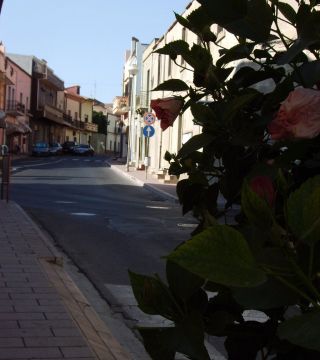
{"left": 293, "top": 60, "right": 320, "bottom": 87}
{"left": 278, "top": 1, "right": 297, "bottom": 24}
{"left": 278, "top": 311, "right": 320, "bottom": 352}
{"left": 177, "top": 133, "right": 214, "bottom": 158}
{"left": 197, "top": 0, "right": 247, "bottom": 25}
{"left": 128, "top": 271, "right": 178, "bottom": 319}
{"left": 225, "top": 0, "right": 273, "bottom": 42}
{"left": 222, "top": 91, "right": 258, "bottom": 123}
{"left": 153, "top": 79, "right": 189, "bottom": 92}
{"left": 191, "top": 103, "right": 218, "bottom": 126}
{"left": 167, "top": 225, "right": 267, "bottom": 287}
{"left": 232, "top": 277, "right": 299, "bottom": 310}
{"left": 287, "top": 175, "right": 320, "bottom": 245}
{"left": 241, "top": 180, "right": 274, "bottom": 230}
{"left": 139, "top": 313, "right": 210, "bottom": 360}
{"left": 166, "top": 260, "right": 204, "bottom": 300}
{"left": 277, "top": 5, "right": 320, "bottom": 64}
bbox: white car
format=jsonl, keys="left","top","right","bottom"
{"left": 73, "top": 144, "right": 94, "bottom": 156}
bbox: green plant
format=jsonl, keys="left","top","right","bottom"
{"left": 130, "top": 1, "right": 320, "bottom": 359}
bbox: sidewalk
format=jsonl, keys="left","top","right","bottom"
{"left": 0, "top": 200, "right": 132, "bottom": 360}
{"left": 0, "top": 155, "right": 179, "bottom": 360}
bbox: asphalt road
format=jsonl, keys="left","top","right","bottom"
{"left": 11, "top": 155, "right": 194, "bottom": 296}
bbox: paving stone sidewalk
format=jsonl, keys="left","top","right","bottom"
{"left": 0, "top": 200, "right": 131, "bottom": 360}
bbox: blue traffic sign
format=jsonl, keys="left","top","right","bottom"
{"left": 143, "top": 125, "right": 155, "bottom": 137}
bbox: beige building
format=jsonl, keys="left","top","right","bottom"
{"left": 93, "top": 100, "right": 121, "bottom": 155}
{"left": 62, "top": 86, "right": 97, "bottom": 144}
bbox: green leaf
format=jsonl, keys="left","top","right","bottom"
{"left": 154, "top": 40, "right": 189, "bottom": 61}
{"left": 287, "top": 176, "right": 320, "bottom": 244}
{"left": 128, "top": 270, "right": 177, "bottom": 319}
{"left": 138, "top": 327, "right": 176, "bottom": 360}
{"left": 232, "top": 277, "right": 298, "bottom": 310}
{"left": 241, "top": 180, "right": 274, "bottom": 230}
{"left": 191, "top": 103, "right": 218, "bottom": 126}
{"left": 139, "top": 314, "right": 210, "bottom": 360}
{"left": 222, "top": 91, "right": 258, "bottom": 123}
{"left": 166, "top": 260, "right": 204, "bottom": 300}
{"left": 177, "top": 133, "right": 214, "bottom": 158}
{"left": 293, "top": 60, "right": 320, "bottom": 87}
{"left": 198, "top": 0, "right": 247, "bottom": 25}
{"left": 175, "top": 13, "right": 190, "bottom": 30}
{"left": 278, "top": 2, "right": 296, "bottom": 24}
{"left": 167, "top": 225, "right": 267, "bottom": 287}
{"left": 278, "top": 311, "right": 320, "bottom": 352}
{"left": 164, "top": 151, "right": 172, "bottom": 162}
{"left": 217, "top": 43, "right": 255, "bottom": 68}
{"left": 224, "top": 0, "right": 273, "bottom": 42}
{"left": 277, "top": 5, "right": 320, "bottom": 65}
{"left": 153, "top": 79, "right": 189, "bottom": 92}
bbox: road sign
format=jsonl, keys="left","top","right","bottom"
{"left": 143, "top": 112, "right": 156, "bottom": 125}
{"left": 143, "top": 125, "right": 155, "bottom": 137}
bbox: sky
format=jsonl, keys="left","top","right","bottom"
{"left": 0, "top": 0, "right": 190, "bottom": 103}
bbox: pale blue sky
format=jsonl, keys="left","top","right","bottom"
{"left": 0, "top": 0, "right": 189, "bottom": 102}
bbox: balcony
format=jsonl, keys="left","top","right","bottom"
{"left": 113, "top": 96, "right": 129, "bottom": 115}
{"left": 83, "top": 122, "right": 98, "bottom": 132}
{"left": 6, "top": 100, "right": 25, "bottom": 115}
{"left": 37, "top": 104, "right": 65, "bottom": 125}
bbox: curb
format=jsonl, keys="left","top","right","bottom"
{"left": 106, "top": 161, "right": 179, "bottom": 204}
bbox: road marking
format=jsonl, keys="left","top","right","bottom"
{"left": 94, "top": 160, "right": 102, "bottom": 162}
{"left": 146, "top": 205, "right": 170, "bottom": 210}
{"left": 72, "top": 158, "right": 79, "bottom": 161}
{"left": 54, "top": 201, "right": 76, "bottom": 204}
{"left": 84, "top": 159, "right": 91, "bottom": 162}
{"left": 70, "top": 212, "right": 96, "bottom": 216}
{"left": 177, "top": 223, "right": 198, "bottom": 228}
{"left": 12, "top": 158, "right": 64, "bottom": 169}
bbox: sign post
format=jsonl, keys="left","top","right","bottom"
{"left": 142, "top": 125, "right": 155, "bottom": 179}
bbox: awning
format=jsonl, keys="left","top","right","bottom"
{"left": 6, "top": 121, "right": 32, "bottom": 136}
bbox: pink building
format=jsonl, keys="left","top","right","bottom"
{"left": 5, "top": 56, "right": 32, "bottom": 153}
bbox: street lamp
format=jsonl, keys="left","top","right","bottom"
{"left": 104, "top": 112, "right": 110, "bottom": 154}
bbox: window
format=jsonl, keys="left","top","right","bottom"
{"left": 157, "top": 54, "right": 162, "bottom": 85}
{"left": 181, "top": 28, "right": 187, "bottom": 65}
{"left": 75, "top": 112, "right": 78, "bottom": 120}
{"left": 110, "top": 140, "right": 112, "bottom": 150}
{"left": 168, "top": 57, "right": 172, "bottom": 77}
{"left": 20, "top": 93, "right": 23, "bottom": 104}
{"left": 84, "top": 114, "right": 89, "bottom": 123}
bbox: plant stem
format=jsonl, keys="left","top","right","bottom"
{"left": 288, "top": 257, "right": 320, "bottom": 301}
{"left": 309, "top": 244, "right": 314, "bottom": 280}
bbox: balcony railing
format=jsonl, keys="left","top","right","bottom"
{"left": 83, "top": 122, "right": 98, "bottom": 132}
{"left": 113, "top": 96, "right": 129, "bottom": 115}
{"left": 136, "top": 91, "right": 150, "bottom": 109}
{"left": 6, "top": 100, "right": 25, "bottom": 115}
{"left": 41, "top": 104, "right": 64, "bottom": 124}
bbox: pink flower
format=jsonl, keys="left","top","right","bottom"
{"left": 249, "top": 176, "right": 276, "bottom": 207}
{"left": 268, "top": 87, "right": 320, "bottom": 140}
{"left": 150, "top": 97, "right": 184, "bottom": 131}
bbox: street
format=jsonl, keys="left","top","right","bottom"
{"left": 11, "top": 155, "right": 194, "bottom": 298}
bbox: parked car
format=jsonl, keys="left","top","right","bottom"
{"left": 73, "top": 144, "right": 95, "bottom": 156}
{"left": 32, "top": 142, "right": 50, "bottom": 156}
{"left": 62, "top": 141, "right": 77, "bottom": 154}
{"left": 49, "top": 142, "right": 63, "bottom": 156}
